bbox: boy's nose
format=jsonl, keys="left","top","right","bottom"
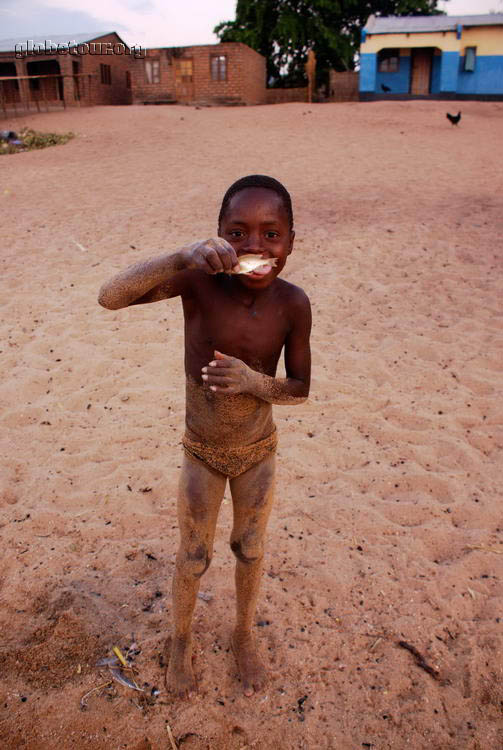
{"left": 244, "top": 232, "right": 262, "bottom": 252}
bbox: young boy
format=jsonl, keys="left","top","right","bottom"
{"left": 98, "top": 175, "right": 311, "bottom": 698}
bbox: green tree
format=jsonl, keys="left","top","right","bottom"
{"left": 214, "top": 0, "right": 444, "bottom": 88}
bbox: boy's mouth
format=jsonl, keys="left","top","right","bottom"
{"left": 233, "top": 254, "right": 276, "bottom": 277}
{"left": 247, "top": 265, "right": 272, "bottom": 278}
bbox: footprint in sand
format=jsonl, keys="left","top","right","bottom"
{"left": 382, "top": 407, "right": 434, "bottom": 432}
{"left": 0, "top": 489, "right": 18, "bottom": 506}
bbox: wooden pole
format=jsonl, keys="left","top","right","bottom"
{"left": 20, "top": 77, "right": 30, "bottom": 112}
{"left": 305, "top": 49, "right": 316, "bottom": 104}
{"left": 42, "top": 80, "right": 48, "bottom": 112}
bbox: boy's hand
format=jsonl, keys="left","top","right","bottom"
{"left": 182, "top": 238, "right": 240, "bottom": 274}
{"left": 201, "top": 351, "right": 256, "bottom": 394}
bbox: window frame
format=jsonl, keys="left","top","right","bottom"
{"left": 378, "top": 49, "right": 399, "bottom": 73}
{"left": 464, "top": 46, "right": 476, "bottom": 72}
{"left": 145, "top": 59, "right": 160, "bottom": 84}
{"left": 210, "top": 54, "right": 227, "bottom": 82}
{"left": 100, "top": 63, "right": 112, "bottom": 85}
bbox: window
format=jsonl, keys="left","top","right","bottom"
{"left": 175, "top": 59, "right": 193, "bottom": 83}
{"left": 211, "top": 54, "right": 227, "bottom": 81}
{"left": 378, "top": 49, "right": 399, "bottom": 73}
{"left": 464, "top": 47, "right": 476, "bottom": 72}
{"left": 145, "top": 59, "right": 160, "bottom": 84}
{"left": 100, "top": 63, "right": 111, "bottom": 85}
{"left": 126, "top": 70, "right": 131, "bottom": 89}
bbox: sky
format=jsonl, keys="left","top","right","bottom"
{"left": 0, "top": 0, "right": 502, "bottom": 48}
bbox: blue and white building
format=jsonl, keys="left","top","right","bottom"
{"left": 359, "top": 14, "right": 503, "bottom": 100}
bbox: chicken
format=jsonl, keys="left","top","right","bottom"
{"left": 446, "top": 111, "right": 461, "bottom": 126}
{"left": 381, "top": 84, "right": 391, "bottom": 93}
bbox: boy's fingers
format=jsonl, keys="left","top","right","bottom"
{"left": 216, "top": 236, "right": 236, "bottom": 254}
{"left": 214, "top": 350, "right": 230, "bottom": 360}
{"left": 225, "top": 247, "right": 240, "bottom": 269}
{"left": 210, "top": 383, "right": 237, "bottom": 393}
{"left": 204, "top": 248, "right": 223, "bottom": 273}
{"left": 209, "top": 238, "right": 234, "bottom": 272}
{"left": 203, "top": 371, "right": 231, "bottom": 383}
{"left": 215, "top": 237, "right": 239, "bottom": 270}
{"left": 217, "top": 246, "right": 235, "bottom": 272}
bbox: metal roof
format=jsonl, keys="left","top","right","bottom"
{"left": 0, "top": 32, "right": 119, "bottom": 53}
{"left": 364, "top": 14, "right": 503, "bottom": 35}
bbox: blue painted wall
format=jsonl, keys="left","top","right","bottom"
{"left": 457, "top": 55, "right": 503, "bottom": 93}
{"left": 375, "top": 55, "right": 411, "bottom": 94}
{"left": 439, "top": 51, "right": 459, "bottom": 91}
{"left": 359, "top": 53, "right": 377, "bottom": 91}
{"left": 360, "top": 49, "right": 503, "bottom": 95}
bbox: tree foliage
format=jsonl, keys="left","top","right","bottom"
{"left": 214, "top": 0, "right": 444, "bottom": 87}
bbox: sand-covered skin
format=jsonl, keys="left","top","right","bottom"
{"left": 1, "top": 101, "right": 502, "bottom": 749}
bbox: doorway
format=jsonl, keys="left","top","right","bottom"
{"left": 174, "top": 58, "right": 194, "bottom": 102}
{"left": 72, "top": 59, "right": 80, "bottom": 100}
{"left": 410, "top": 48, "right": 433, "bottom": 95}
{"left": 0, "top": 62, "right": 20, "bottom": 103}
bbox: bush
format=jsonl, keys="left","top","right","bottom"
{"left": 0, "top": 127, "right": 75, "bottom": 155}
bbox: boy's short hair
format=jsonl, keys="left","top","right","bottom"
{"left": 218, "top": 175, "right": 294, "bottom": 231}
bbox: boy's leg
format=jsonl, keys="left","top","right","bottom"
{"left": 166, "top": 452, "right": 226, "bottom": 698}
{"left": 229, "top": 453, "right": 275, "bottom": 696}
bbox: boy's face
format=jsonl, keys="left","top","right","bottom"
{"left": 219, "top": 187, "right": 294, "bottom": 289}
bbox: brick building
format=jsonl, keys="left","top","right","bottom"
{"left": 131, "top": 42, "right": 266, "bottom": 106}
{"left": 0, "top": 31, "right": 136, "bottom": 113}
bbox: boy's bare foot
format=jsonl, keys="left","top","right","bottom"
{"left": 164, "top": 637, "right": 197, "bottom": 699}
{"left": 231, "top": 631, "right": 267, "bottom": 697}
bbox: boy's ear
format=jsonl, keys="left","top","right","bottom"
{"left": 288, "top": 230, "right": 295, "bottom": 254}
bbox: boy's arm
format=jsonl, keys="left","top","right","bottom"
{"left": 98, "top": 239, "right": 240, "bottom": 310}
{"left": 202, "top": 290, "right": 312, "bottom": 404}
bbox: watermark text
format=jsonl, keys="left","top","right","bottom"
{"left": 15, "top": 40, "right": 146, "bottom": 59}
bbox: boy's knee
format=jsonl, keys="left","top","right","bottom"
{"left": 230, "top": 536, "right": 263, "bottom": 564}
{"left": 179, "top": 543, "right": 211, "bottom": 578}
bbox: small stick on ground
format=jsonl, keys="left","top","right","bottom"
{"left": 299, "top": 509, "right": 330, "bottom": 528}
{"left": 80, "top": 680, "right": 113, "bottom": 709}
{"left": 166, "top": 721, "right": 178, "bottom": 750}
{"left": 112, "top": 645, "right": 128, "bottom": 667}
{"left": 397, "top": 640, "right": 441, "bottom": 681}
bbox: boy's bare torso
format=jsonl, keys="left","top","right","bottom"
{"left": 179, "top": 270, "right": 299, "bottom": 446}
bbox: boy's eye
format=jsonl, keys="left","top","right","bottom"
{"left": 265, "top": 231, "right": 279, "bottom": 239}
{"left": 229, "top": 230, "right": 244, "bottom": 238}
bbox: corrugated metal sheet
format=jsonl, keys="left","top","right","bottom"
{"left": 364, "top": 14, "right": 503, "bottom": 35}
{"left": 0, "top": 32, "right": 115, "bottom": 53}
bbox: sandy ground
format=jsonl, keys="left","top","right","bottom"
{"left": 0, "top": 100, "right": 502, "bottom": 749}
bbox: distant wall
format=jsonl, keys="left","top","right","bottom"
{"left": 264, "top": 87, "right": 308, "bottom": 104}
{"left": 328, "top": 71, "right": 359, "bottom": 101}
{"left": 131, "top": 42, "right": 266, "bottom": 106}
